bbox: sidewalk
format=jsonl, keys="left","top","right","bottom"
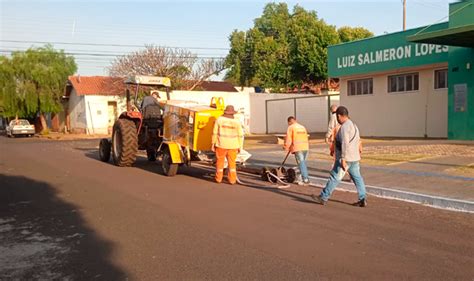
{"left": 244, "top": 138, "right": 474, "bottom": 211}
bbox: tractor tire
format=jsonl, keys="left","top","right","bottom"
{"left": 99, "top": 138, "right": 111, "bottom": 162}
{"left": 112, "top": 119, "right": 138, "bottom": 167}
{"left": 147, "top": 148, "right": 157, "bottom": 162}
{"left": 162, "top": 147, "right": 178, "bottom": 177}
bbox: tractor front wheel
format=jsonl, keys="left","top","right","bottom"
{"left": 99, "top": 138, "right": 111, "bottom": 162}
{"left": 112, "top": 119, "right": 138, "bottom": 167}
{"left": 162, "top": 147, "right": 178, "bottom": 176}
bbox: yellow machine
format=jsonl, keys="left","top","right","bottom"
{"left": 159, "top": 97, "right": 226, "bottom": 176}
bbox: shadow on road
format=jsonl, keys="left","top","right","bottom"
{"left": 0, "top": 174, "right": 127, "bottom": 280}
{"left": 81, "top": 149, "right": 354, "bottom": 207}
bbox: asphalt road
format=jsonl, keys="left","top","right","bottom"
{"left": 1, "top": 136, "right": 473, "bottom": 280}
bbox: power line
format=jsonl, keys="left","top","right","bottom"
{"left": 0, "top": 49, "right": 226, "bottom": 59}
{"left": 0, "top": 40, "right": 230, "bottom": 50}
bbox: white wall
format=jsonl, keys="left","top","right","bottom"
{"left": 68, "top": 89, "right": 87, "bottom": 131}
{"left": 84, "top": 95, "right": 127, "bottom": 134}
{"left": 339, "top": 65, "right": 448, "bottom": 138}
{"left": 157, "top": 90, "right": 339, "bottom": 135}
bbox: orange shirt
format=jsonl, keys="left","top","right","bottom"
{"left": 284, "top": 123, "right": 309, "bottom": 153}
{"left": 212, "top": 116, "right": 244, "bottom": 149}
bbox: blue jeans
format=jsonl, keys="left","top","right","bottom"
{"left": 295, "top": 150, "right": 309, "bottom": 182}
{"left": 320, "top": 159, "right": 366, "bottom": 201}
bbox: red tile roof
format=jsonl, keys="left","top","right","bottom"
{"left": 67, "top": 76, "right": 126, "bottom": 96}
{"left": 198, "top": 81, "right": 238, "bottom": 92}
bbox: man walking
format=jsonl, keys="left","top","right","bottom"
{"left": 284, "top": 116, "right": 310, "bottom": 185}
{"left": 325, "top": 104, "right": 339, "bottom": 144}
{"left": 311, "top": 106, "right": 367, "bottom": 207}
{"left": 212, "top": 105, "right": 244, "bottom": 185}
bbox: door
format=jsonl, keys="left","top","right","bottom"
{"left": 107, "top": 102, "right": 117, "bottom": 132}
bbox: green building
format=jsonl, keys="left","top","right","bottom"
{"left": 328, "top": 0, "right": 473, "bottom": 140}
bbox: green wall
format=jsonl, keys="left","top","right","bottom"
{"left": 447, "top": 0, "right": 474, "bottom": 140}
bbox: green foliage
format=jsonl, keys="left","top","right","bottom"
{"left": 0, "top": 45, "right": 77, "bottom": 118}
{"left": 337, "top": 26, "right": 374, "bottom": 43}
{"left": 225, "top": 3, "right": 373, "bottom": 90}
{"left": 288, "top": 5, "right": 339, "bottom": 85}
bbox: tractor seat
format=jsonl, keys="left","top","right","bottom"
{"left": 142, "top": 104, "right": 163, "bottom": 129}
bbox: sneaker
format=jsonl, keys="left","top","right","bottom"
{"left": 353, "top": 198, "right": 368, "bottom": 207}
{"left": 297, "top": 180, "right": 311, "bottom": 186}
{"left": 310, "top": 194, "right": 326, "bottom": 205}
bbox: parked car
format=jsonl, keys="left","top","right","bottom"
{"left": 6, "top": 119, "right": 35, "bottom": 137}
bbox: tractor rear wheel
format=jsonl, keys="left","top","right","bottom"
{"left": 162, "top": 147, "right": 178, "bottom": 176}
{"left": 112, "top": 119, "right": 138, "bottom": 167}
{"left": 99, "top": 138, "right": 111, "bottom": 162}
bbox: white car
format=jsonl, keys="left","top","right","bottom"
{"left": 6, "top": 119, "right": 35, "bottom": 137}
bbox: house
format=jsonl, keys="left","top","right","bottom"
{"left": 65, "top": 76, "right": 127, "bottom": 134}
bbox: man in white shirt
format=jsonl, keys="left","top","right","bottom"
{"left": 311, "top": 106, "right": 367, "bottom": 207}
{"left": 325, "top": 104, "right": 338, "bottom": 144}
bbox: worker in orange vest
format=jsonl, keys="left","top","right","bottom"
{"left": 284, "top": 116, "right": 310, "bottom": 185}
{"left": 212, "top": 105, "right": 244, "bottom": 185}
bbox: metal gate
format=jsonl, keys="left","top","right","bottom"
{"left": 265, "top": 94, "right": 339, "bottom": 134}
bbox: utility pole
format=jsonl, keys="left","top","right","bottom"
{"left": 403, "top": 0, "right": 407, "bottom": 30}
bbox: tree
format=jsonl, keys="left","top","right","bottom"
{"left": 224, "top": 3, "right": 373, "bottom": 91}
{"left": 0, "top": 45, "right": 77, "bottom": 131}
{"left": 109, "top": 45, "right": 225, "bottom": 91}
{"left": 288, "top": 5, "right": 340, "bottom": 86}
{"left": 337, "top": 26, "right": 374, "bottom": 43}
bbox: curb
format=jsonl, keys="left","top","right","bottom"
{"left": 244, "top": 163, "right": 474, "bottom": 214}
{"left": 308, "top": 175, "right": 474, "bottom": 214}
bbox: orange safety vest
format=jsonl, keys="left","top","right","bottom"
{"left": 285, "top": 123, "right": 309, "bottom": 153}
{"left": 212, "top": 116, "right": 243, "bottom": 149}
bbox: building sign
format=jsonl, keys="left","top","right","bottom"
{"left": 454, "top": 84, "right": 467, "bottom": 112}
{"left": 328, "top": 23, "right": 450, "bottom": 77}
{"left": 337, "top": 44, "right": 448, "bottom": 69}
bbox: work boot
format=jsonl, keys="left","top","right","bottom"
{"left": 353, "top": 198, "right": 368, "bottom": 207}
{"left": 311, "top": 194, "right": 326, "bottom": 205}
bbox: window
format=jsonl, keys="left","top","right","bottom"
{"left": 435, "top": 69, "right": 448, "bottom": 89}
{"left": 388, "top": 73, "right": 419, "bottom": 93}
{"left": 348, "top": 78, "right": 373, "bottom": 96}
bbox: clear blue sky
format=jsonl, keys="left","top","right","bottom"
{"left": 0, "top": 0, "right": 453, "bottom": 77}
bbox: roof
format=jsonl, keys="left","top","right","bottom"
{"left": 66, "top": 76, "right": 126, "bottom": 96}
{"left": 407, "top": 24, "right": 474, "bottom": 48}
{"left": 197, "top": 81, "right": 238, "bottom": 92}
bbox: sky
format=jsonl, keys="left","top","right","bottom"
{"left": 0, "top": 0, "right": 454, "bottom": 78}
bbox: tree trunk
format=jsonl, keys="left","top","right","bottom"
{"left": 39, "top": 113, "right": 48, "bottom": 133}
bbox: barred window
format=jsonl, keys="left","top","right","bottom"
{"left": 388, "top": 73, "right": 419, "bottom": 93}
{"left": 434, "top": 69, "right": 448, "bottom": 89}
{"left": 348, "top": 78, "right": 373, "bottom": 96}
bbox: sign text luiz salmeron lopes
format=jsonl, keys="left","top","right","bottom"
{"left": 337, "top": 43, "right": 448, "bottom": 69}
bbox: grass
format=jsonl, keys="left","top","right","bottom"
{"left": 447, "top": 164, "right": 474, "bottom": 177}
{"left": 361, "top": 153, "right": 429, "bottom": 165}
{"left": 310, "top": 152, "right": 429, "bottom": 165}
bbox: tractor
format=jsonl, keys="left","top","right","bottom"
{"left": 99, "top": 75, "right": 240, "bottom": 177}
{"left": 99, "top": 75, "right": 170, "bottom": 169}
